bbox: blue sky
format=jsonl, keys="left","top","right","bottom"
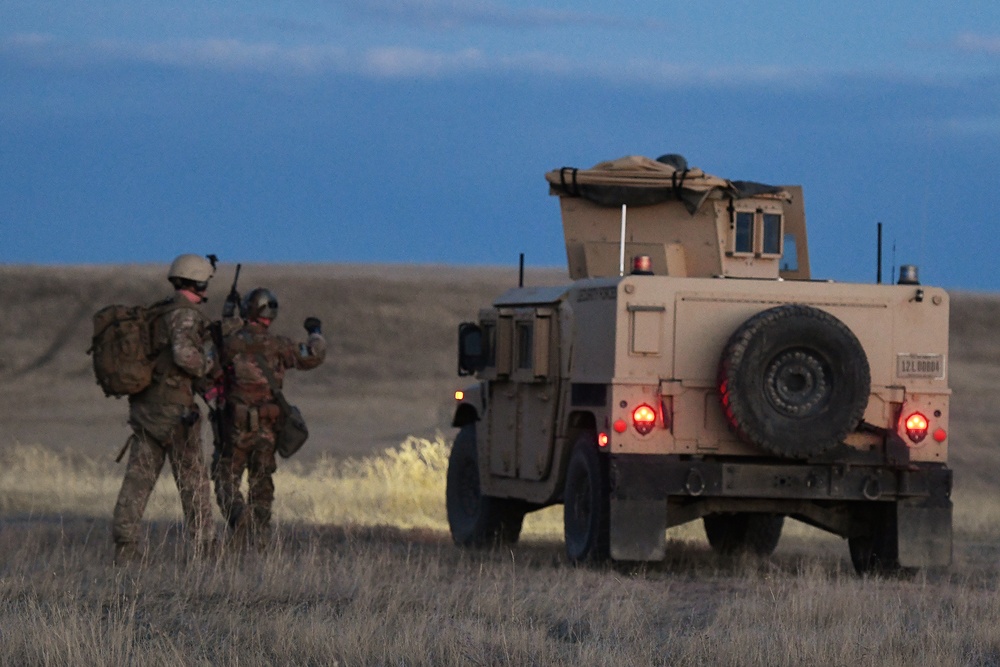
{"left": 2, "top": 1, "right": 1000, "bottom": 289}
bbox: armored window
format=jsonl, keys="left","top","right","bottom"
{"left": 516, "top": 322, "right": 534, "bottom": 370}
{"left": 762, "top": 214, "right": 783, "bottom": 256}
{"left": 734, "top": 212, "right": 754, "bottom": 254}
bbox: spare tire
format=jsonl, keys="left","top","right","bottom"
{"left": 718, "top": 304, "right": 870, "bottom": 459}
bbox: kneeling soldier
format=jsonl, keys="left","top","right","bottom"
{"left": 213, "top": 287, "right": 326, "bottom": 548}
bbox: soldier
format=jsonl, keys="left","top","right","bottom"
{"left": 212, "top": 287, "right": 326, "bottom": 549}
{"left": 112, "top": 254, "right": 220, "bottom": 564}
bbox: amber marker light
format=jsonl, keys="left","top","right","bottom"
{"left": 904, "top": 412, "right": 929, "bottom": 444}
{"left": 598, "top": 432, "right": 609, "bottom": 448}
{"left": 613, "top": 419, "right": 628, "bottom": 434}
{"left": 632, "top": 404, "right": 657, "bottom": 435}
{"left": 454, "top": 390, "right": 464, "bottom": 401}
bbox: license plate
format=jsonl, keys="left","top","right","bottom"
{"left": 897, "top": 354, "right": 945, "bottom": 379}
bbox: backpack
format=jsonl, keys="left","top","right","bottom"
{"left": 88, "top": 300, "right": 176, "bottom": 397}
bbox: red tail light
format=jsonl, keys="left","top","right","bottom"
{"left": 598, "top": 432, "right": 609, "bottom": 448}
{"left": 904, "top": 412, "right": 929, "bottom": 444}
{"left": 632, "top": 404, "right": 657, "bottom": 435}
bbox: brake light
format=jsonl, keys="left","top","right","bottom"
{"left": 904, "top": 412, "right": 929, "bottom": 444}
{"left": 632, "top": 404, "right": 657, "bottom": 435}
{"left": 598, "top": 432, "right": 609, "bottom": 448}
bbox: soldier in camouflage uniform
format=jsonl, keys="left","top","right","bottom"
{"left": 213, "top": 287, "right": 326, "bottom": 548}
{"left": 112, "top": 254, "right": 220, "bottom": 564}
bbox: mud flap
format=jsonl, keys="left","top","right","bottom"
{"left": 609, "top": 498, "right": 666, "bottom": 561}
{"left": 897, "top": 497, "right": 952, "bottom": 568}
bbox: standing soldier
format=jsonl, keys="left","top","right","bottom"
{"left": 213, "top": 287, "right": 326, "bottom": 549}
{"left": 112, "top": 254, "right": 220, "bottom": 563}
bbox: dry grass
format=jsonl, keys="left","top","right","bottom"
{"left": 3, "top": 437, "right": 1000, "bottom": 665}
{"left": 3, "top": 266, "right": 1000, "bottom": 664}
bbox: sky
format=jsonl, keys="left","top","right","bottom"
{"left": 2, "top": 1, "right": 1000, "bottom": 290}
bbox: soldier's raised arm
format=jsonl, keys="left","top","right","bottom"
{"left": 284, "top": 316, "right": 326, "bottom": 370}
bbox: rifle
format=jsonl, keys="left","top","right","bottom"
{"left": 209, "top": 263, "right": 241, "bottom": 469}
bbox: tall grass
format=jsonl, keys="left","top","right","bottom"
{"left": 4, "top": 437, "right": 1000, "bottom": 665}
{"left": 0, "top": 436, "right": 571, "bottom": 537}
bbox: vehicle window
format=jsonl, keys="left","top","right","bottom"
{"left": 735, "top": 212, "right": 754, "bottom": 253}
{"left": 516, "top": 322, "right": 534, "bottom": 370}
{"left": 762, "top": 214, "right": 782, "bottom": 255}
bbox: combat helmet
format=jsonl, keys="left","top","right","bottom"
{"left": 243, "top": 288, "right": 279, "bottom": 321}
{"left": 168, "top": 254, "right": 214, "bottom": 291}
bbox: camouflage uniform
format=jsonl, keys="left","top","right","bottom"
{"left": 112, "top": 296, "right": 218, "bottom": 560}
{"left": 213, "top": 320, "right": 326, "bottom": 546}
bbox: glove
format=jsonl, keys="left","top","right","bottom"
{"left": 304, "top": 317, "right": 322, "bottom": 335}
{"left": 222, "top": 289, "right": 241, "bottom": 318}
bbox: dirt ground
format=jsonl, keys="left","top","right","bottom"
{"left": 0, "top": 263, "right": 567, "bottom": 464}
{"left": 1, "top": 263, "right": 998, "bottom": 504}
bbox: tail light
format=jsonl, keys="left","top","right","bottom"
{"left": 904, "top": 412, "right": 929, "bottom": 444}
{"left": 598, "top": 432, "right": 609, "bottom": 448}
{"left": 632, "top": 404, "right": 657, "bottom": 435}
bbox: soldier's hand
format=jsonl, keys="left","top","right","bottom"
{"left": 222, "top": 289, "right": 241, "bottom": 318}
{"left": 304, "top": 317, "right": 322, "bottom": 335}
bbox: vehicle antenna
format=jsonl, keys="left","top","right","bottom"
{"left": 876, "top": 222, "right": 883, "bottom": 284}
{"left": 891, "top": 239, "right": 897, "bottom": 285}
{"left": 518, "top": 253, "right": 525, "bottom": 288}
{"left": 619, "top": 204, "right": 627, "bottom": 277}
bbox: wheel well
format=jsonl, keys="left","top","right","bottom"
{"left": 452, "top": 403, "right": 479, "bottom": 428}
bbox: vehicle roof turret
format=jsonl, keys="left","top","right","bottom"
{"left": 545, "top": 154, "right": 810, "bottom": 281}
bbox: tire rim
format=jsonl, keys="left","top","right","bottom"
{"left": 764, "top": 348, "right": 830, "bottom": 417}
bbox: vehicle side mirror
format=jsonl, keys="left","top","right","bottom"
{"left": 458, "top": 322, "right": 485, "bottom": 376}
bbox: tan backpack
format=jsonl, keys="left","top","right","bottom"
{"left": 88, "top": 300, "right": 177, "bottom": 397}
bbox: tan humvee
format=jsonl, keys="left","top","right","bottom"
{"left": 448, "top": 155, "right": 951, "bottom": 574}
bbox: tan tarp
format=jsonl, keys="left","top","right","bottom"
{"left": 545, "top": 155, "right": 788, "bottom": 213}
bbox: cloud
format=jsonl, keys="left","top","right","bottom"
{"left": 0, "top": 33, "right": 822, "bottom": 85}
{"left": 939, "top": 116, "right": 1000, "bottom": 138}
{"left": 336, "top": 0, "right": 661, "bottom": 31}
{"left": 0, "top": 32, "right": 982, "bottom": 92}
{"left": 950, "top": 33, "right": 1000, "bottom": 55}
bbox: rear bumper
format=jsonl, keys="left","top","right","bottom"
{"left": 606, "top": 455, "right": 952, "bottom": 565}
{"left": 610, "top": 455, "right": 952, "bottom": 503}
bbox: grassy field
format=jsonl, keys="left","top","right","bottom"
{"left": 2, "top": 264, "right": 1000, "bottom": 665}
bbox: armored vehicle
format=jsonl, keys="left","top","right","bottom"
{"left": 448, "top": 155, "right": 951, "bottom": 574}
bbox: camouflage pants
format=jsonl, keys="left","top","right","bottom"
{"left": 212, "top": 413, "right": 278, "bottom": 546}
{"left": 112, "top": 419, "right": 214, "bottom": 554}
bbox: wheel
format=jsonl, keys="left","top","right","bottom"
{"left": 446, "top": 424, "right": 525, "bottom": 547}
{"left": 718, "top": 305, "right": 871, "bottom": 459}
{"left": 563, "top": 435, "right": 610, "bottom": 563}
{"left": 703, "top": 513, "right": 784, "bottom": 556}
{"left": 849, "top": 503, "right": 915, "bottom": 576}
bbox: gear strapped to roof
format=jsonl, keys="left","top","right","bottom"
{"left": 545, "top": 154, "right": 789, "bottom": 214}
